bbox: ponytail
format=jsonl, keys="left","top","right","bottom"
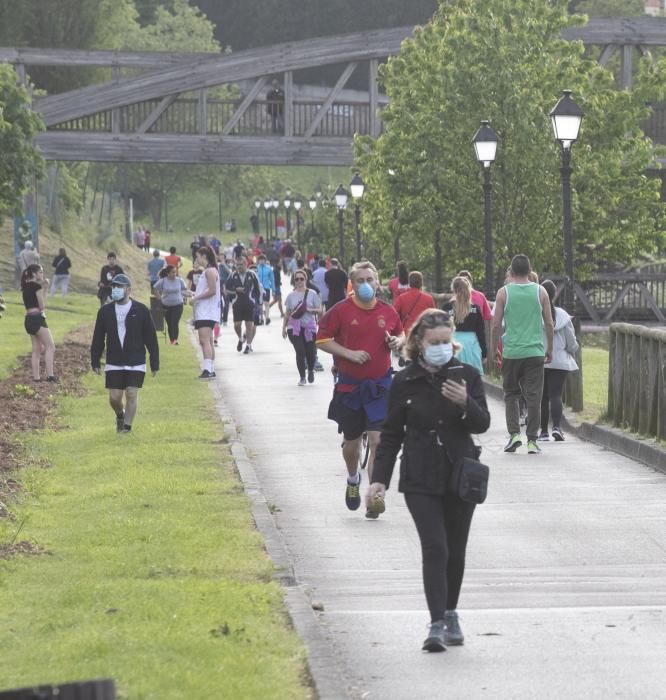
{"left": 541, "top": 280, "right": 557, "bottom": 324}
{"left": 21, "top": 264, "right": 41, "bottom": 290}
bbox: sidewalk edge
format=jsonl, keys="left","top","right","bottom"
{"left": 482, "top": 378, "right": 666, "bottom": 474}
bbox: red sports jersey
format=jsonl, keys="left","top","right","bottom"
{"left": 394, "top": 288, "right": 435, "bottom": 333}
{"left": 317, "top": 296, "right": 403, "bottom": 387}
{"left": 471, "top": 289, "right": 493, "bottom": 321}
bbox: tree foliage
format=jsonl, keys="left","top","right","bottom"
{"left": 0, "top": 65, "right": 44, "bottom": 223}
{"left": 354, "top": 0, "right": 666, "bottom": 287}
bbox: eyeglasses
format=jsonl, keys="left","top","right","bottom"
{"left": 294, "top": 277, "right": 306, "bottom": 282}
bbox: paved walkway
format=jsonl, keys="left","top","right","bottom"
{"left": 208, "top": 315, "right": 666, "bottom": 700}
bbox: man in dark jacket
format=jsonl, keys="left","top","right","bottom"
{"left": 90, "top": 274, "right": 159, "bottom": 433}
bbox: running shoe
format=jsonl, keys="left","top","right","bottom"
{"left": 265, "top": 318, "right": 271, "bottom": 325}
{"left": 313, "top": 360, "right": 324, "bottom": 372}
{"left": 116, "top": 412, "right": 125, "bottom": 433}
{"left": 307, "top": 370, "right": 315, "bottom": 384}
{"left": 365, "top": 509, "right": 379, "bottom": 520}
{"left": 236, "top": 339, "right": 243, "bottom": 352}
{"left": 422, "top": 620, "right": 447, "bottom": 653}
{"left": 527, "top": 440, "right": 541, "bottom": 454}
{"left": 552, "top": 427, "right": 565, "bottom": 441}
{"left": 537, "top": 432, "right": 550, "bottom": 441}
{"left": 345, "top": 474, "right": 361, "bottom": 511}
{"left": 444, "top": 611, "right": 464, "bottom": 646}
{"left": 504, "top": 434, "right": 522, "bottom": 453}
{"left": 298, "top": 377, "right": 306, "bottom": 386}
{"left": 366, "top": 494, "right": 385, "bottom": 519}
{"left": 198, "top": 370, "right": 214, "bottom": 379}
{"left": 243, "top": 345, "right": 251, "bottom": 354}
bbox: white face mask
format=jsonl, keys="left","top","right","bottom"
{"left": 423, "top": 342, "right": 453, "bottom": 366}
{"left": 111, "top": 286, "right": 126, "bottom": 302}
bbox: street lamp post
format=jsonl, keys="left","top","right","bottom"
{"left": 334, "top": 184, "right": 349, "bottom": 265}
{"left": 549, "top": 89, "right": 584, "bottom": 315}
{"left": 294, "top": 198, "right": 302, "bottom": 251}
{"left": 472, "top": 120, "right": 499, "bottom": 299}
{"left": 272, "top": 197, "right": 279, "bottom": 237}
{"left": 263, "top": 199, "right": 271, "bottom": 238}
{"left": 350, "top": 172, "right": 365, "bottom": 262}
{"left": 284, "top": 191, "right": 292, "bottom": 236}
{"left": 308, "top": 196, "right": 317, "bottom": 246}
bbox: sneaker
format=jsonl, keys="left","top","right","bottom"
{"left": 422, "top": 620, "right": 447, "bottom": 652}
{"left": 537, "top": 432, "right": 550, "bottom": 441}
{"left": 119, "top": 424, "right": 132, "bottom": 434}
{"left": 298, "top": 377, "right": 306, "bottom": 386}
{"left": 307, "top": 370, "right": 315, "bottom": 384}
{"left": 198, "top": 370, "right": 213, "bottom": 379}
{"left": 116, "top": 412, "right": 125, "bottom": 433}
{"left": 265, "top": 318, "right": 271, "bottom": 326}
{"left": 444, "top": 611, "right": 464, "bottom": 646}
{"left": 313, "top": 360, "right": 324, "bottom": 372}
{"left": 504, "top": 434, "right": 522, "bottom": 453}
{"left": 345, "top": 474, "right": 361, "bottom": 511}
{"left": 366, "top": 494, "right": 385, "bottom": 518}
{"left": 210, "top": 371, "right": 216, "bottom": 379}
{"left": 365, "top": 509, "right": 379, "bottom": 520}
{"left": 527, "top": 440, "right": 541, "bottom": 454}
{"left": 243, "top": 345, "right": 251, "bottom": 354}
{"left": 552, "top": 427, "right": 565, "bottom": 441}
{"left": 236, "top": 339, "right": 243, "bottom": 352}
{"left": 213, "top": 339, "right": 218, "bottom": 346}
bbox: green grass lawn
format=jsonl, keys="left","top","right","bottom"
{"left": 0, "top": 310, "right": 310, "bottom": 698}
{"left": 580, "top": 347, "right": 609, "bottom": 421}
{"left": 0, "top": 292, "right": 100, "bottom": 380}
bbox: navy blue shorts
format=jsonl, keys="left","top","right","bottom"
{"left": 327, "top": 390, "right": 386, "bottom": 441}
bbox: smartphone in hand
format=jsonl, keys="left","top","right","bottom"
{"left": 446, "top": 365, "right": 465, "bottom": 384}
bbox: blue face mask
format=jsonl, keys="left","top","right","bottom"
{"left": 111, "top": 286, "right": 126, "bottom": 302}
{"left": 423, "top": 342, "right": 453, "bottom": 366}
{"left": 356, "top": 282, "right": 375, "bottom": 302}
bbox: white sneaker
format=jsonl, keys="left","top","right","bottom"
{"left": 298, "top": 378, "right": 306, "bottom": 386}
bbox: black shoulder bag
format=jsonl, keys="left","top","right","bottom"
{"left": 448, "top": 455, "right": 489, "bottom": 504}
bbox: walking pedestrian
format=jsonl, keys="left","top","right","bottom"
{"left": 323, "top": 258, "right": 348, "bottom": 310}
{"left": 90, "top": 274, "right": 159, "bottom": 433}
{"left": 152, "top": 265, "right": 188, "bottom": 345}
{"left": 442, "top": 276, "right": 487, "bottom": 374}
{"left": 256, "top": 254, "right": 276, "bottom": 325}
{"left": 491, "top": 254, "right": 553, "bottom": 454}
{"left": 457, "top": 270, "right": 493, "bottom": 321}
{"left": 283, "top": 271, "right": 322, "bottom": 385}
{"left": 147, "top": 249, "right": 165, "bottom": 291}
{"left": 311, "top": 258, "right": 329, "bottom": 308}
{"left": 368, "top": 308, "right": 490, "bottom": 651}
{"left": 191, "top": 246, "right": 221, "bottom": 379}
{"left": 317, "top": 261, "right": 403, "bottom": 518}
{"left": 538, "top": 280, "right": 579, "bottom": 442}
{"left": 394, "top": 271, "right": 435, "bottom": 335}
{"left": 50, "top": 247, "right": 71, "bottom": 297}
{"left": 21, "top": 264, "right": 57, "bottom": 383}
{"left": 226, "top": 255, "right": 261, "bottom": 355}
{"left": 164, "top": 246, "right": 182, "bottom": 272}
{"left": 98, "top": 252, "right": 124, "bottom": 306}
{"left": 269, "top": 259, "right": 285, "bottom": 317}
{"left": 18, "top": 240, "right": 40, "bottom": 275}
{"left": 387, "top": 260, "right": 410, "bottom": 306}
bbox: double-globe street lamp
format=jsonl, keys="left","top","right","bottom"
{"left": 549, "top": 89, "right": 584, "bottom": 315}
{"left": 350, "top": 172, "right": 365, "bottom": 262}
{"left": 472, "top": 120, "right": 499, "bottom": 299}
{"left": 293, "top": 198, "right": 302, "bottom": 250}
{"left": 272, "top": 197, "right": 279, "bottom": 237}
{"left": 308, "top": 196, "right": 317, "bottom": 245}
{"left": 334, "top": 184, "right": 349, "bottom": 264}
{"left": 262, "top": 198, "right": 272, "bottom": 238}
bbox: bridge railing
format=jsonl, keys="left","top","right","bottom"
{"left": 50, "top": 98, "right": 377, "bottom": 138}
{"left": 643, "top": 101, "right": 666, "bottom": 145}
{"left": 608, "top": 323, "right": 666, "bottom": 440}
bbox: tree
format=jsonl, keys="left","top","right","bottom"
{"left": 0, "top": 65, "right": 44, "bottom": 223}
{"left": 354, "top": 0, "right": 666, "bottom": 288}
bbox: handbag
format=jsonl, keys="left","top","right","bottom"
{"left": 448, "top": 456, "right": 489, "bottom": 504}
{"left": 290, "top": 290, "right": 309, "bottom": 319}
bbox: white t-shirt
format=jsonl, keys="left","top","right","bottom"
{"left": 105, "top": 300, "right": 146, "bottom": 373}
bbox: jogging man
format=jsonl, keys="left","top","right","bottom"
{"left": 316, "top": 261, "right": 403, "bottom": 518}
{"left": 491, "top": 254, "right": 553, "bottom": 454}
{"left": 90, "top": 274, "right": 159, "bottom": 433}
{"left": 226, "top": 255, "right": 262, "bottom": 354}
{"left": 255, "top": 254, "right": 276, "bottom": 325}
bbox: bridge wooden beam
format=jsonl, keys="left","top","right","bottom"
{"left": 136, "top": 94, "right": 178, "bottom": 134}
{"left": 598, "top": 44, "right": 616, "bottom": 66}
{"left": 222, "top": 77, "right": 268, "bottom": 136}
{"left": 304, "top": 62, "right": 358, "bottom": 138}
{"left": 369, "top": 59, "right": 379, "bottom": 139}
{"left": 33, "top": 27, "right": 412, "bottom": 127}
{"left": 34, "top": 132, "right": 355, "bottom": 166}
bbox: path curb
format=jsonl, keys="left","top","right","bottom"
{"left": 482, "top": 378, "right": 666, "bottom": 474}
{"left": 196, "top": 350, "right": 349, "bottom": 699}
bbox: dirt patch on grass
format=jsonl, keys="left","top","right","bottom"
{"left": 0, "top": 325, "right": 93, "bottom": 520}
{"left": 0, "top": 539, "right": 48, "bottom": 559}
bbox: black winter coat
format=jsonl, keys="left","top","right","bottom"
{"left": 90, "top": 300, "right": 159, "bottom": 372}
{"left": 373, "top": 359, "right": 490, "bottom": 495}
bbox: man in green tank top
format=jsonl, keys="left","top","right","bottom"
{"left": 491, "top": 255, "right": 554, "bottom": 454}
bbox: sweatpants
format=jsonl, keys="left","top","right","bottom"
{"left": 540, "top": 368, "right": 568, "bottom": 433}
{"left": 287, "top": 329, "right": 316, "bottom": 379}
{"left": 501, "top": 356, "right": 544, "bottom": 441}
{"left": 404, "top": 492, "right": 476, "bottom": 622}
{"left": 163, "top": 304, "right": 183, "bottom": 341}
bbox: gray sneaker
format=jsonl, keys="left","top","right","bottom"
{"left": 444, "top": 611, "right": 464, "bottom": 646}
{"left": 422, "top": 619, "right": 447, "bottom": 652}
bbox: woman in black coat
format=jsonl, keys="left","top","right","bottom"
{"left": 368, "top": 308, "right": 490, "bottom": 652}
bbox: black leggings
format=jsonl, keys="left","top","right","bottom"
{"left": 163, "top": 304, "right": 183, "bottom": 341}
{"left": 540, "top": 368, "right": 567, "bottom": 433}
{"left": 287, "top": 329, "right": 316, "bottom": 378}
{"left": 404, "top": 492, "right": 476, "bottom": 622}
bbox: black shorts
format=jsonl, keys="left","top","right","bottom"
{"left": 194, "top": 319, "right": 216, "bottom": 330}
{"left": 233, "top": 298, "right": 256, "bottom": 323}
{"left": 24, "top": 314, "right": 47, "bottom": 336}
{"left": 327, "top": 390, "right": 385, "bottom": 441}
{"left": 105, "top": 370, "right": 145, "bottom": 390}
{"left": 262, "top": 290, "right": 271, "bottom": 303}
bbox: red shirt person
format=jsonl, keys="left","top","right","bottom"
{"left": 394, "top": 271, "right": 435, "bottom": 334}
{"left": 457, "top": 270, "right": 492, "bottom": 321}
{"left": 317, "top": 261, "right": 403, "bottom": 518}
{"left": 387, "top": 260, "right": 410, "bottom": 306}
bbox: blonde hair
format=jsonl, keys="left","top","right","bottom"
{"left": 451, "top": 276, "right": 471, "bottom": 324}
{"left": 404, "top": 309, "right": 460, "bottom": 361}
{"left": 349, "top": 260, "right": 378, "bottom": 282}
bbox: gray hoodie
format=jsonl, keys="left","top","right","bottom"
{"left": 544, "top": 306, "right": 579, "bottom": 371}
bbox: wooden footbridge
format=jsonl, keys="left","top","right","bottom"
{"left": 0, "top": 17, "right": 665, "bottom": 166}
